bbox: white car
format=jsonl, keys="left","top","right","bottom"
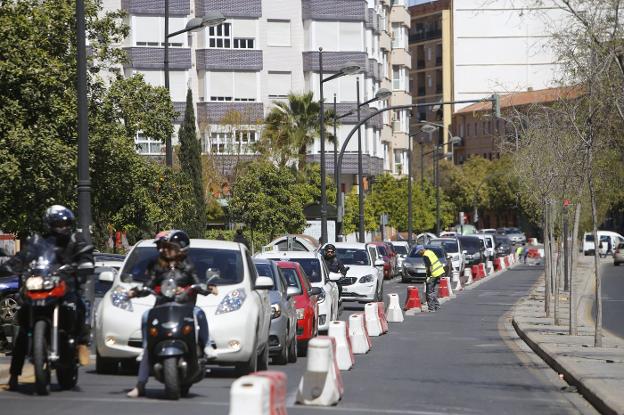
{"left": 255, "top": 250, "right": 340, "bottom": 332}
{"left": 474, "top": 233, "right": 495, "bottom": 261}
{"left": 95, "top": 239, "right": 272, "bottom": 375}
{"left": 429, "top": 238, "right": 464, "bottom": 275}
{"left": 389, "top": 241, "right": 410, "bottom": 272}
{"left": 329, "top": 242, "right": 384, "bottom": 303}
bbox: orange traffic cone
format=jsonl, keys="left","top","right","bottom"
{"left": 438, "top": 278, "right": 450, "bottom": 298}
{"left": 404, "top": 286, "right": 422, "bottom": 310}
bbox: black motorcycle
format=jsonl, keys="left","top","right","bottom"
{"left": 140, "top": 276, "right": 215, "bottom": 400}
{"left": 21, "top": 240, "right": 92, "bottom": 395}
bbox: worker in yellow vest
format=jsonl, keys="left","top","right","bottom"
{"left": 416, "top": 245, "right": 446, "bottom": 312}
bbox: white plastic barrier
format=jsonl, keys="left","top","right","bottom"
{"left": 463, "top": 267, "right": 473, "bottom": 285}
{"left": 364, "top": 302, "right": 382, "bottom": 337}
{"left": 348, "top": 313, "right": 371, "bottom": 354}
{"left": 486, "top": 260, "right": 493, "bottom": 274}
{"left": 385, "top": 293, "right": 404, "bottom": 323}
{"left": 452, "top": 270, "right": 462, "bottom": 292}
{"left": 328, "top": 321, "right": 354, "bottom": 371}
{"left": 296, "top": 336, "right": 344, "bottom": 406}
{"left": 229, "top": 375, "right": 271, "bottom": 415}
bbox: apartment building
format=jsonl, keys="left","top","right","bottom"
{"left": 101, "top": 0, "right": 412, "bottom": 195}
{"left": 408, "top": 0, "right": 452, "bottom": 179}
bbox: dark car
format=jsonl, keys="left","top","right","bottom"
{"left": 401, "top": 245, "right": 449, "bottom": 284}
{"left": 458, "top": 235, "right": 485, "bottom": 266}
{"left": 494, "top": 236, "right": 513, "bottom": 257}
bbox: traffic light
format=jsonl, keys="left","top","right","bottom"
{"left": 492, "top": 94, "right": 501, "bottom": 118}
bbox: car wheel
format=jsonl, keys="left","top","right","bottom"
{"left": 615, "top": 262, "right": 620, "bottom": 266}
{"left": 96, "top": 351, "right": 118, "bottom": 375}
{"left": 235, "top": 332, "right": 258, "bottom": 375}
{"left": 273, "top": 334, "right": 288, "bottom": 365}
{"left": 297, "top": 340, "right": 309, "bottom": 357}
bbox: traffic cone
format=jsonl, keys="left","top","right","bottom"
{"left": 403, "top": 286, "right": 422, "bottom": 311}
{"left": 479, "top": 263, "right": 486, "bottom": 278}
{"left": 442, "top": 277, "right": 455, "bottom": 297}
{"left": 471, "top": 265, "right": 480, "bottom": 281}
{"left": 493, "top": 257, "right": 502, "bottom": 271}
{"left": 438, "top": 278, "right": 450, "bottom": 298}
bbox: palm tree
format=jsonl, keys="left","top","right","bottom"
{"left": 259, "top": 92, "right": 334, "bottom": 171}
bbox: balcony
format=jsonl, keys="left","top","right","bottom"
{"left": 196, "top": 49, "right": 263, "bottom": 71}
{"left": 391, "top": 48, "right": 411, "bottom": 69}
{"left": 196, "top": 102, "right": 264, "bottom": 124}
{"left": 302, "top": 0, "right": 366, "bottom": 22}
{"left": 380, "top": 32, "right": 392, "bottom": 51}
{"left": 123, "top": 47, "right": 191, "bottom": 70}
{"left": 389, "top": 4, "right": 410, "bottom": 27}
{"left": 196, "top": 0, "right": 261, "bottom": 18}
{"left": 302, "top": 51, "right": 368, "bottom": 73}
{"left": 409, "top": 29, "right": 442, "bottom": 43}
{"left": 122, "top": 0, "right": 189, "bottom": 16}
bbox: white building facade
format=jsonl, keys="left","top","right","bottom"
{"left": 102, "top": 0, "right": 411, "bottom": 189}
{"left": 452, "top": 0, "right": 565, "bottom": 109}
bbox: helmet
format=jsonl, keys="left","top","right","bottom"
{"left": 324, "top": 244, "right": 336, "bottom": 258}
{"left": 154, "top": 229, "right": 190, "bottom": 252}
{"left": 43, "top": 205, "right": 75, "bottom": 236}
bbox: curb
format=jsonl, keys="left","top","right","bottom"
{"left": 512, "top": 317, "right": 619, "bottom": 415}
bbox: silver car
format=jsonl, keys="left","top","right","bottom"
{"left": 497, "top": 227, "right": 526, "bottom": 245}
{"left": 253, "top": 259, "right": 298, "bottom": 365}
{"left": 614, "top": 243, "right": 624, "bottom": 266}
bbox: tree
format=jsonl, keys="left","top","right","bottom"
{"left": 228, "top": 160, "right": 307, "bottom": 240}
{"left": 177, "top": 89, "right": 207, "bottom": 238}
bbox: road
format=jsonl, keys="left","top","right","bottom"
{"left": 602, "top": 262, "right": 624, "bottom": 339}
{"left": 0, "top": 265, "right": 594, "bottom": 414}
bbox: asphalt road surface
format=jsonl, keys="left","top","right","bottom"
{"left": 0, "top": 265, "right": 594, "bottom": 414}
{"left": 602, "top": 262, "right": 624, "bottom": 339}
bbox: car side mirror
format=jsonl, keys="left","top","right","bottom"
{"left": 309, "top": 287, "right": 322, "bottom": 296}
{"left": 286, "top": 286, "right": 301, "bottom": 298}
{"left": 98, "top": 270, "right": 115, "bottom": 282}
{"left": 255, "top": 276, "right": 274, "bottom": 290}
{"left": 374, "top": 259, "right": 385, "bottom": 267}
{"left": 328, "top": 272, "right": 342, "bottom": 282}
{"left": 462, "top": 250, "right": 468, "bottom": 255}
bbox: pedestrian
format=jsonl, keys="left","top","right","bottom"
{"left": 233, "top": 228, "right": 250, "bottom": 249}
{"left": 416, "top": 245, "right": 445, "bottom": 312}
{"left": 522, "top": 245, "right": 530, "bottom": 264}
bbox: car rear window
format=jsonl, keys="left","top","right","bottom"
{"left": 122, "top": 246, "right": 244, "bottom": 285}
{"left": 458, "top": 236, "right": 481, "bottom": 252}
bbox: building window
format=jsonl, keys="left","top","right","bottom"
{"left": 135, "top": 133, "right": 162, "bottom": 155}
{"left": 233, "top": 38, "right": 254, "bottom": 49}
{"left": 206, "top": 130, "right": 258, "bottom": 155}
{"left": 267, "top": 20, "right": 291, "bottom": 46}
{"left": 209, "top": 23, "right": 231, "bottom": 48}
{"left": 268, "top": 71, "right": 291, "bottom": 99}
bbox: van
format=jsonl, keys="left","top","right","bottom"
{"left": 583, "top": 231, "right": 624, "bottom": 256}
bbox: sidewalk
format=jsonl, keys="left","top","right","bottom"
{"left": 512, "top": 256, "right": 624, "bottom": 415}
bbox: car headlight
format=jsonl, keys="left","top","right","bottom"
{"left": 111, "top": 287, "right": 133, "bottom": 312}
{"left": 271, "top": 303, "right": 281, "bottom": 319}
{"left": 317, "top": 289, "right": 326, "bottom": 303}
{"left": 216, "top": 288, "right": 246, "bottom": 315}
{"left": 359, "top": 274, "right": 374, "bottom": 283}
{"left": 296, "top": 308, "right": 305, "bottom": 320}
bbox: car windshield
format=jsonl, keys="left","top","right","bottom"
{"left": 458, "top": 237, "right": 481, "bottom": 252}
{"left": 392, "top": 245, "right": 409, "bottom": 255}
{"left": 495, "top": 237, "right": 510, "bottom": 246}
{"left": 279, "top": 268, "right": 302, "bottom": 290}
{"left": 121, "top": 246, "right": 244, "bottom": 285}
{"left": 429, "top": 240, "right": 458, "bottom": 253}
{"left": 335, "top": 248, "right": 370, "bottom": 265}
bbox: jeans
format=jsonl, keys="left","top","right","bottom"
{"left": 425, "top": 277, "right": 440, "bottom": 311}
{"left": 136, "top": 306, "right": 209, "bottom": 384}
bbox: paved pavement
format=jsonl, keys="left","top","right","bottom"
{"left": 0, "top": 265, "right": 595, "bottom": 414}
{"left": 602, "top": 261, "right": 624, "bottom": 339}
{"left": 513, "top": 256, "right": 624, "bottom": 415}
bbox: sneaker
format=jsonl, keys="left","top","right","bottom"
{"left": 127, "top": 382, "right": 146, "bottom": 398}
{"left": 77, "top": 344, "right": 90, "bottom": 366}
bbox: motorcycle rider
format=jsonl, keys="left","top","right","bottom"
{"left": 0, "top": 205, "right": 94, "bottom": 391}
{"left": 126, "top": 230, "right": 217, "bottom": 398}
{"left": 323, "top": 244, "right": 348, "bottom": 297}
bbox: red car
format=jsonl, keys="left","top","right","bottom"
{"left": 367, "top": 242, "right": 396, "bottom": 280}
{"left": 276, "top": 261, "right": 321, "bottom": 356}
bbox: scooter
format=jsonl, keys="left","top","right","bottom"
{"left": 143, "top": 277, "right": 216, "bottom": 400}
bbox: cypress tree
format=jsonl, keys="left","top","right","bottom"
{"left": 178, "top": 88, "right": 207, "bottom": 237}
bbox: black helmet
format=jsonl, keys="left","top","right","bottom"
{"left": 154, "top": 229, "right": 190, "bottom": 252}
{"left": 43, "top": 205, "right": 75, "bottom": 236}
{"left": 324, "top": 244, "right": 336, "bottom": 258}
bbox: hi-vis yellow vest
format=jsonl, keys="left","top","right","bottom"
{"left": 423, "top": 249, "right": 445, "bottom": 278}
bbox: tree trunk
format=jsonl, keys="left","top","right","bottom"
{"left": 298, "top": 145, "right": 307, "bottom": 172}
{"left": 554, "top": 240, "right": 563, "bottom": 325}
{"left": 589, "top": 171, "right": 602, "bottom": 347}
{"left": 570, "top": 203, "right": 581, "bottom": 335}
{"left": 544, "top": 201, "right": 551, "bottom": 317}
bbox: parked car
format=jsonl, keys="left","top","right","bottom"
{"left": 389, "top": 241, "right": 410, "bottom": 272}
{"left": 331, "top": 242, "right": 384, "bottom": 303}
{"left": 439, "top": 231, "right": 458, "bottom": 238}
{"left": 494, "top": 236, "right": 513, "bottom": 257}
{"left": 93, "top": 252, "right": 125, "bottom": 298}
{"left": 458, "top": 235, "right": 486, "bottom": 266}
{"left": 367, "top": 242, "right": 395, "bottom": 279}
{"left": 95, "top": 239, "right": 272, "bottom": 375}
{"left": 416, "top": 232, "right": 437, "bottom": 245}
{"left": 428, "top": 238, "right": 464, "bottom": 275}
{"left": 474, "top": 233, "right": 496, "bottom": 261}
{"left": 275, "top": 261, "right": 320, "bottom": 356}
{"left": 253, "top": 259, "right": 297, "bottom": 365}
{"left": 614, "top": 243, "right": 624, "bottom": 266}
{"left": 401, "top": 245, "right": 449, "bottom": 284}
{"left": 497, "top": 227, "right": 526, "bottom": 245}
{"left": 480, "top": 228, "right": 497, "bottom": 235}
{"left": 263, "top": 234, "right": 320, "bottom": 253}
{"left": 583, "top": 231, "right": 624, "bottom": 256}
{"left": 255, "top": 250, "right": 340, "bottom": 332}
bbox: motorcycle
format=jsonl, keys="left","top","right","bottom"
{"left": 21, "top": 240, "right": 91, "bottom": 395}
{"left": 127, "top": 273, "right": 217, "bottom": 400}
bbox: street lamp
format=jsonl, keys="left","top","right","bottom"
{"left": 164, "top": 9, "right": 225, "bottom": 166}
{"left": 318, "top": 48, "right": 361, "bottom": 244}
